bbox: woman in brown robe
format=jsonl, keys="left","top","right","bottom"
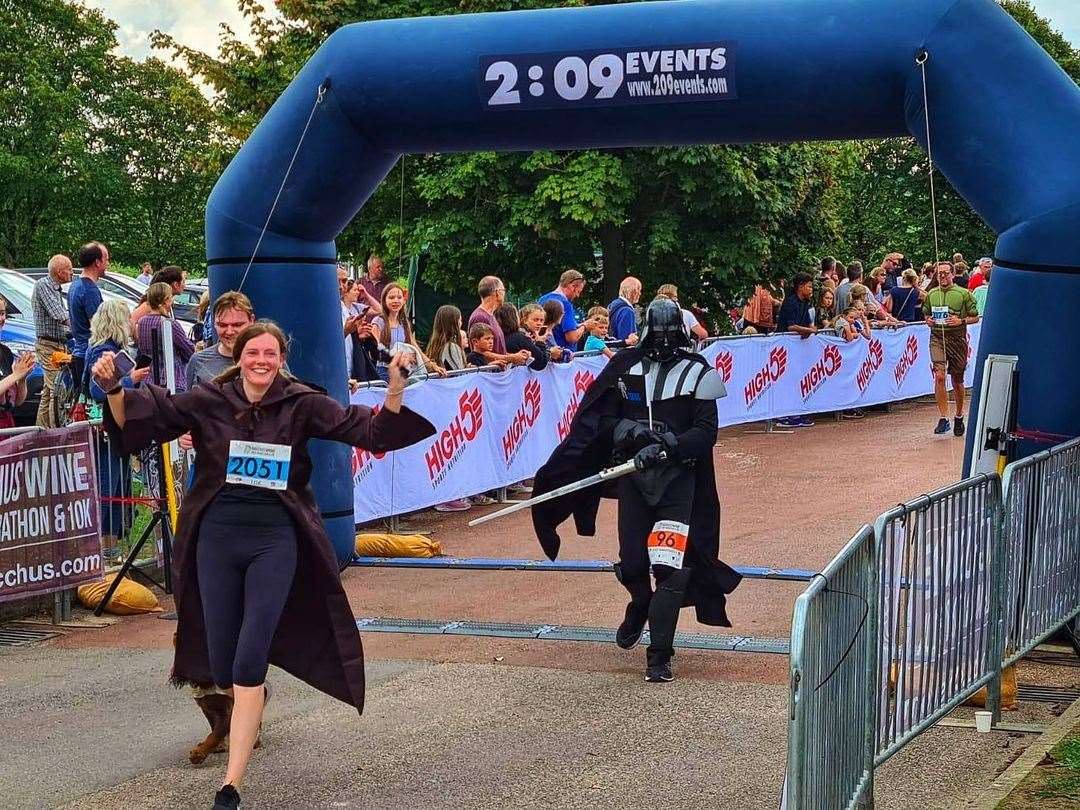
{"left": 92, "top": 321, "right": 434, "bottom": 810}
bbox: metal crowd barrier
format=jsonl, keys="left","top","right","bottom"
{"left": 872, "top": 474, "right": 1004, "bottom": 761}
{"left": 787, "top": 525, "right": 876, "bottom": 810}
{"left": 1000, "top": 436, "right": 1080, "bottom": 666}
{"left": 350, "top": 351, "right": 606, "bottom": 392}
{"left": 787, "top": 436, "right": 1080, "bottom": 809}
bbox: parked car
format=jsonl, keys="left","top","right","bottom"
{"left": 12, "top": 267, "right": 197, "bottom": 331}
{"left": 0, "top": 270, "right": 45, "bottom": 425}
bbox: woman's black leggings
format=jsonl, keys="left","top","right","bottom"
{"left": 196, "top": 518, "right": 298, "bottom": 688}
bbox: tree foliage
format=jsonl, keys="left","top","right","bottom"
{"left": 0, "top": 0, "right": 225, "bottom": 270}
{"left": 4, "top": 0, "right": 1077, "bottom": 309}
{"left": 834, "top": 1, "right": 1080, "bottom": 270}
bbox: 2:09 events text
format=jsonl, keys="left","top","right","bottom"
{"left": 480, "top": 42, "right": 736, "bottom": 110}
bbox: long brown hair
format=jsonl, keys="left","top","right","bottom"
{"left": 377, "top": 282, "right": 414, "bottom": 347}
{"left": 212, "top": 321, "right": 290, "bottom": 384}
{"left": 425, "top": 305, "right": 462, "bottom": 366}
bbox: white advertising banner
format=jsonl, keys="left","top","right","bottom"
{"left": 350, "top": 324, "right": 981, "bottom": 522}
{"left": 698, "top": 323, "right": 981, "bottom": 427}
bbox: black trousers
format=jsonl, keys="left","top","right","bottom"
{"left": 616, "top": 472, "right": 695, "bottom": 663}
{"left": 196, "top": 517, "right": 298, "bottom": 688}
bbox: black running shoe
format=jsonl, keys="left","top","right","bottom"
{"left": 934, "top": 418, "right": 950, "bottom": 435}
{"left": 616, "top": 604, "right": 649, "bottom": 650}
{"left": 644, "top": 661, "right": 674, "bottom": 683}
{"left": 213, "top": 785, "right": 240, "bottom": 810}
{"left": 953, "top": 416, "right": 965, "bottom": 437}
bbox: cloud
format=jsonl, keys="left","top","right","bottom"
{"left": 82, "top": 0, "right": 279, "bottom": 60}
{"left": 1030, "top": 0, "right": 1080, "bottom": 47}
{"left": 86, "top": 0, "right": 1078, "bottom": 64}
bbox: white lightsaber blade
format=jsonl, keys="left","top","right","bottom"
{"left": 467, "top": 458, "right": 642, "bottom": 528}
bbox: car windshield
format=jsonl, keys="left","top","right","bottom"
{"left": 0, "top": 271, "right": 36, "bottom": 318}
{"left": 97, "top": 276, "right": 143, "bottom": 302}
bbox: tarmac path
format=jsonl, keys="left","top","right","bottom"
{"left": 1, "top": 402, "right": 1031, "bottom": 809}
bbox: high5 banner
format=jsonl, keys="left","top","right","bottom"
{"left": 349, "top": 324, "right": 980, "bottom": 522}
{"left": 701, "top": 323, "right": 981, "bottom": 427}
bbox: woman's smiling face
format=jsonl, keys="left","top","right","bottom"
{"left": 239, "top": 332, "right": 283, "bottom": 387}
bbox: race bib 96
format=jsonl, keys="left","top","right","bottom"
{"left": 647, "top": 520, "right": 689, "bottom": 569}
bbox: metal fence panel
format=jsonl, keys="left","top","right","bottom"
{"left": 872, "top": 475, "right": 1003, "bottom": 763}
{"left": 787, "top": 525, "right": 876, "bottom": 810}
{"left": 1001, "top": 437, "right": 1080, "bottom": 666}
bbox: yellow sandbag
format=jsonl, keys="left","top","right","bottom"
{"left": 354, "top": 532, "right": 443, "bottom": 558}
{"left": 77, "top": 574, "right": 162, "bottom": 615}
{"left": 965, "top": 664, "right": 1019, "bottom": 711}
{"left": 888, "top": 661, "right": 1018, "bottom": 711}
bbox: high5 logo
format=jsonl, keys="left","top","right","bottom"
{"left": 425, "top": 388, "right": 484, "bottom": 487}
{"left": 352, "top": 405, "right": 386, "bottom": 483}
{"left": 714, "top": 350, "right": 733, "bottom": 384}
{"left": 557, "top": 369, "right": 596, "bottom": 440}
{"left": 856, "top": 339, "right": 884, "bottom": 393}
{"left": 503, "top": 377, "right": 543, "bottom": 465}
{"left": 894, "top": 333, "right": 920, "bottom": 387}
{"left": 744, "top": 345, "right": 787, "bottom": 407}
{"left": 800, "top": 344, "right": 843, "bottom": 401}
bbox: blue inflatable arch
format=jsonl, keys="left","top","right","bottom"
{"left": 207, "top": 0, "right": 1080, "bottom": 563}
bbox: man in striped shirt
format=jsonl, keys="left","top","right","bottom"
{"left": 31, "top": 254, "right": 73, "bottom": 427}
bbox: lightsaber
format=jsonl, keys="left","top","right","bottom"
{"left": 467, "top": 453, "right": 662, "bottom": 527}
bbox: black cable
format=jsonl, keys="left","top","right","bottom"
{"left": 813, "top": 583, "right": 871, "bottom": 692}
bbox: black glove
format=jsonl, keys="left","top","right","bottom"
{"left": 652, "top": 431, "right": 679, "bottom": 454}
{"left": 613, "top": 418, "right": 653, "bottom": 450}
{"left": 633, "top": 443, "right": 668, "bottom": 471}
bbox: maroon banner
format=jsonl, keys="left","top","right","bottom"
{"left": 0, "top": 425, "right": 102, "bottom": 602}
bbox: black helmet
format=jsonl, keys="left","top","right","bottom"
{"left": 639, "top": 297, "right": 690, "bottom": 362}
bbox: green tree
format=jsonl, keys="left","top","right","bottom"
{"left": 0, "top": 0, "right": 116, "bottom": 266}
{"left": 98, "top": 57, "right": 228, "bottom": 271}
{"left": 157, "top": 0, "right": 846, "bottom": 325}
{"left": 834, "top": 1, "right": 1080, "bottom": 270}
{"left": 0, "top": 0, "right": 224, "bottom": 270}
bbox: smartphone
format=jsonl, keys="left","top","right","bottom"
{"left": 112, "top": 350, "right": 136, "bottom": 378}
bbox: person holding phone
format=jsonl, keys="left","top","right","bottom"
{"left": 339, "top": 270, "right": 380, "bottom": 382}
{"left": 0, "top": 295, "right": 36, "bottom": 429}
{"left": 520, "top": 303, "right": 565, "bottom": 362}
{"left": 84, "top": 299, "right": 151, "bottom": 562}
{"left": 370, "top": 282, "right": 445, "bottom": 381}
{"left": 136, "top": 282, "right": 195, "bottom": 391}
{"left": 92, "top": 321, "right": 434, "bottom": 810}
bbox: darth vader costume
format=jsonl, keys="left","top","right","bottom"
{"left": 532, "top": 298, "right": 742, "bottom": 681}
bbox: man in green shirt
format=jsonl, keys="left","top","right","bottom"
{"left": 923, "top": 261, "right": 980, "bottom": 437}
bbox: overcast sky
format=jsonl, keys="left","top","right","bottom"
{"left": 85, "top": 0, "right": 1079, "bottom": 60}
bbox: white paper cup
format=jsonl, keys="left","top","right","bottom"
{"left": 975, "top": 710, "right": 993, "bottom": 733}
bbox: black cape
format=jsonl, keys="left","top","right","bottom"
{"left": 531, "top": 348, "right": 742, "bottom": 626}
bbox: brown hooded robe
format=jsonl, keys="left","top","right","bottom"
{"left": 104, "top": 375, "right": 435, "bottom": 713}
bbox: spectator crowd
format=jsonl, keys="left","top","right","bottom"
{"left": 2, "top": 241, "right": 988, "bottom": 526}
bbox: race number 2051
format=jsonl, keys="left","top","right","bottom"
{"left": 479, "top": 43, "right": 736, "bottom": 111}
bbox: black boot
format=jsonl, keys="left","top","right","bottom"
{"left": 613, "top": 566, "right": 652, "bottom": 650}
{"left": 616, "top": 600, "right": 650, "bottom": 649}
{"left": 644, "top": 649, "right": 674, "bottom": 683}
{"left": 644, "top": 566, "right": 691, "bottom": 683}
{"left": 213, "top": 784, "right": 240, "bottom": 809}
